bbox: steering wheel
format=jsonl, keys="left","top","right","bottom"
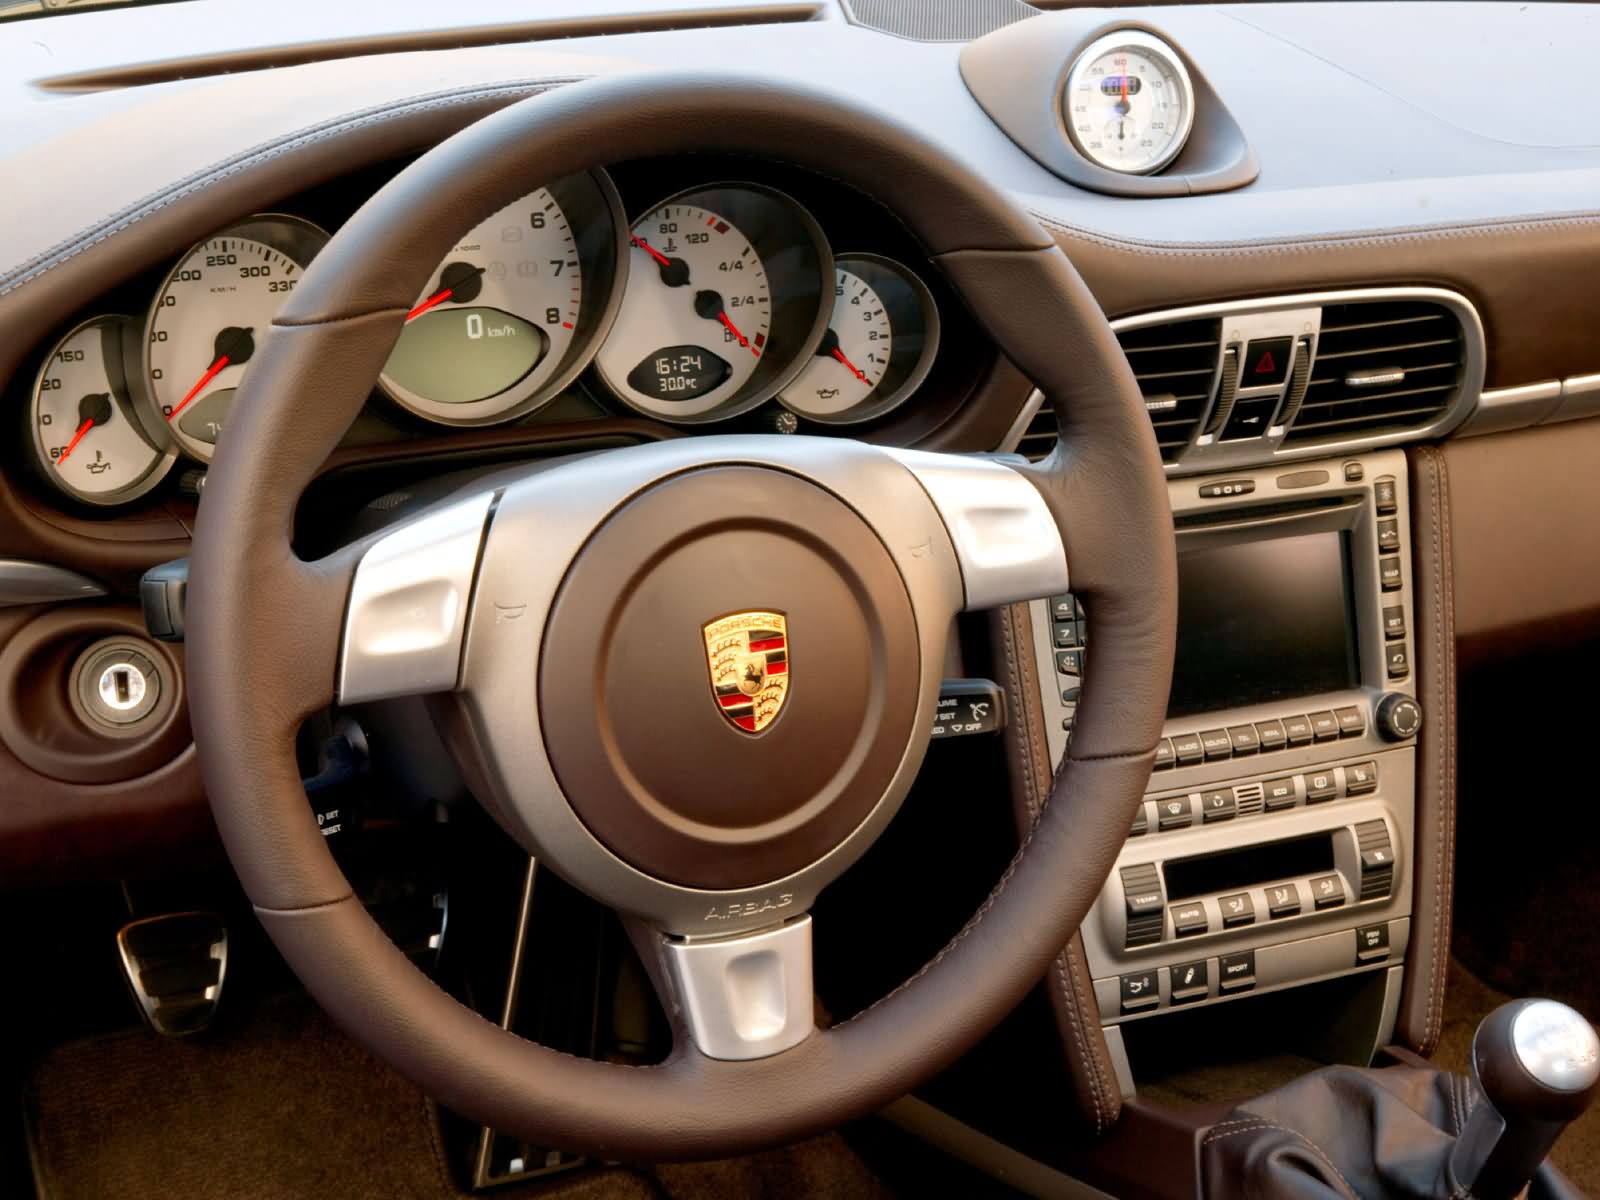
{"left": 185, "top": 73, "right": 1176, "bottom": 1161}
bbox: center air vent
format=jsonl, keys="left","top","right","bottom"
{"left": 1013, "top": 317, "right": 1220, "bottom": 461}
{"left": 1286, "top": 299, "right": 1465, "bottom": 441}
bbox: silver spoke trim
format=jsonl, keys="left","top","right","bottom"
{"left": 884, "top": 448, "right": 1068, "bottom": 610}
{"left": 663, "top": 916, "right": 814, "bottom": 1061}
{"left": 337, "top": 490, "right": 495, "bottom": 703}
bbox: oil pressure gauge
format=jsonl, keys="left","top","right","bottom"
{"left": 1063, "top": 30, "right": 1194, "bottom": 175}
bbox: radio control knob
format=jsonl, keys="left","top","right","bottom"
{"left": 1375, "top": 692, "right": 1423, "bottom": 741}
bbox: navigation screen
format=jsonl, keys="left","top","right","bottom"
{"left": 1167, "top": 531, "right": 1359, "bottom": 718}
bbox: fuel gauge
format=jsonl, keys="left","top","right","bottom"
{"left": 30, "top": 316, "right": 175, "bottom": 506}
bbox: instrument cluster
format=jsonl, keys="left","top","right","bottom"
{"left": 19, "top": 162, "right": 954, "bottom": 509}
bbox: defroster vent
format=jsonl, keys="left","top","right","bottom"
{"left": 1287, "top": 299, "right": 1465, "bottom": 441}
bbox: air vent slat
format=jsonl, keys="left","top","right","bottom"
{"left": 1284, "top": 299, "right": 1465, "bottom": 443}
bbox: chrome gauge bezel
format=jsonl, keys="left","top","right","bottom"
{"left": 1062, "top": 29, "right": 1196, "bottom": 177}
{"left": 594, "top": 182, "right": 833, "bottom": 425}
{"left": 778, "top": 253, "right": 941, "bottom": 426}
{"left": 377, "top": 169, "right": 629, "bottom": 427}
{"left": 29, "top": 315, "right": 178, "bottom": 507}
{"left": 141, "top": 213, "right": 331, "bottom": 463}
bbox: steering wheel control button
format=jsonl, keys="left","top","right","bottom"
{"left": 1156, "top": 796, "right": 1195, "bottom": 832}
{"left": 1355, "top": 924, "right": 1391, "bottom": 964}
{"left": 1262, "top": 777, "right": 1298, "bottom": 811}
{"left": 663, "top": 916, "right": 814, "bottom": 1060}
{"left": 1056, "top": 649, "right": 1084, "bottom": 674}
{"left": 1049, "top": 594, "right": 1075, "bottom": 622}
{"left": 1344, "top": 761, "right": 1379, "bottom": 796}
{"left": 1199, "top": 728, "right": 1232, "bottom": 760}
{"left": 1170, "top": 901, "right": 1208, "bottom": 938}
{"left": 338, "top": 491, "right": 494, "bottom": 704}
{"left": 1219, "top": 892, "right": 1255, "bottom": 928}
{"left": 1334, "top": 706, "right": 1366, "bottom": 737}
{"left": 1218, "top": 951, "right": 1257, "bottom": 994}
{"left": 1376, "top": 693, "right": 1424, "bottom": 741}
{"left": 1171, "top": 732, "right": 1205, "bottom": 766}
{"left": 1255, "top": 719, "right": 1287, "bottom": 752}
{"left": 930, "top": 679, "right": 1004, "bottom": 739}
{"left": 1120, "top": 969, "right": 1160, "bottom": 1015}
{"left": 1241, "top": 337, "right": 1292, "bottom": 387}
{"left": 540, "top": 466, "right": 920, "bottom": 891}
{"left": 1311, "top": 874, "right": 1346, "bottom": 910}
{"left": 1200, "top": 789, "right": 1236, "bottom": 823}
{"left": 1266, "top": 884, "right": 1302, "bottom": 919}
{"left": 1170, "top": 959, "right": 1209, "bottom": 1004}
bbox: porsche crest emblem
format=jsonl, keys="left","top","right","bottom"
{"left": 703, "top": 611, "right": 789, "bottom": 733}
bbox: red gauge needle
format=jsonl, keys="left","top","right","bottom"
{"left": 832, "top": 346, "right": 868, "bottom": 383}
{"left": 168, "top": 355, "right": 229, "bottom": 422}
{"left": 1121, "top": 59, "right": 1128, "bottom": 106}
{"left": 56, "top": 417, "right": 95, "bottom": 467}
{"left": 407, "top": 290, "right": 453, "bottom": 322}
{"left": 718, "top": 311, "right": 760, "bottom": 357}
{"left": 630, "top": 235, "right": 672, "bottom": 268}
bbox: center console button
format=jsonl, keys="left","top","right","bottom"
{"left": 1171, "top": 902, "right": 1209, "bottom": 937}
{"left": 1304, "top": 768, "right": 1339, "bottom": 803}
{"left": 1379, "top": 558, "right": 1403, "bottom": 591}
{"left": 1049, "top": 594, "right": 1075, "bottom": 622}
{"left": 1170, "top": 959, "right": 1209, "bottom": 1003}
{"left": 1266, "top": 883, "right": 1301, "bottom": 918}
{"left": 1171, "top": 732, "right": 1205, "bottom": 765}
{"left": 1200, "top": 789, "right": 1236, "bottom": 823}
{"left": 1310, "top": 874, "right": 1346, "bottom": 910}
{"left": 1121, "top": 969, "right": 1161, "bottom": 1013}
{"left": 1385, "top": 642, "right": 1410, "bottom": 679}
{"left": 1374, "top": 476, "right": 1398, "bottom": 515}
{"left": 1334, "top": 706, "right": 1366, "bottom": 737}
{"left": 1154, "top": 738, "right": 1176, "bottom": 770}
{"left": 1227, "top": 725, "right": 1260, "bottom": 755}
{"left": 1130, "top": 804, "right": 1149, "bottom": 837}
{"left": 1283, "top": 715, "right": 1314, "bottom": 746}
{"left": 1241, "top": 337, "right": 1292, "bottom": 386}
{"left": 1199, "top": 729, "right": 1233, "bottom": 761}
{"left": 1344, "top": 761, "right": 1378, "bottom": 795}
{"left": 1053, "top": 621, "right": 1083, "bottom": 649}
{"left": 1219, "top": 892, "right": 1255, "bottom": 928}
{"left": 1056, "top": 649, "right": 1083, "bottom": 674}
{"left": 1255, "top": 719, "right": 1287, "bottom": 751}
{"left": 1262, "top": 777, "right": 1298, "bottom": 810}
{"left": 1157, "top": 796, "right": 1195, "bottom": 831}
{"left": 1308, "top": 710, "right": 1340, "bottom": 741}
{"left": 1382, "top": 605, "right": 1407, "bottom": 640}
{"left": 1218, "top": 950, "right": 1257, "bottom": 993}
{"left": 1355, "top": 924, "right": 1391, "bottom": 964}
{"left": 1376, "top": 518, "right": 1401, "bottom": 554}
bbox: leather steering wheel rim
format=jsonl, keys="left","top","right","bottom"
{"left": 186, "top": 72, "right": 1176, "bottom": 1161}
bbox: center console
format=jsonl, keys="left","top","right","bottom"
{"left": 1030, "top": 448, "right": 1420, "bottom": 1081}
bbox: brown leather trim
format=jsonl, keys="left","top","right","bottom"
{"left": 992, "top": 602, "right": 1122, "bottom": 1135}
{"left": 1040, "top": 215, "right": 1600, "bottom": 389}
{"left": 1396, "top": 447, "right": 1457, "bottom": 1057}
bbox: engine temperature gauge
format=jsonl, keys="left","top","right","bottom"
{"left": 1063, "top": 30, "right": 1194, "bottom": 175}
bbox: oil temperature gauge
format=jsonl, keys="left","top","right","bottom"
{"left": 30, "top": 316, "right": 175, "bottom": 505}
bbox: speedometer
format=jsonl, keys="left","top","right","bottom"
{"left": 143, "top": 214, "right": 328, "bottom": 462}
{"left": 378, "top": 170, "right": 626, "bottom": 425}
{"left": 593, "top": 184, "right": 831, "bottom": 423}
{"left": 1063, "top": 30, "right": 1194, "bottom": 176}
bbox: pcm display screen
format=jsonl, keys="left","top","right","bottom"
{"left": 1166, "top": 530, "right": 1360, "bottom": 719}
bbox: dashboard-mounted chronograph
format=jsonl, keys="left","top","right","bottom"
{"left": 1062, "top": 29, "right": 1195, "bottom": 176}
{"left": 593, "top": 183, "right": 832, "bottom": 422}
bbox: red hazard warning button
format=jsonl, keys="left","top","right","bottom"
{"left": 1241, "top": 337, "right": 1292, "bottom": 386}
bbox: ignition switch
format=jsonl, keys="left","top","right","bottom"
{"left": 74, "top": 641, "right": 162, "bottom": 729}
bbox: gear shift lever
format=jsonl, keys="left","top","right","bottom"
{"left": 1449, "top": 999, "right": 1600, "bottom": 1199}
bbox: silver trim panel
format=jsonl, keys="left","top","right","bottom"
{"left": 883, "top": 448, "right": 1069, "bottom": 610}
{"left": 337, "top": 490, "right": 495, "bottom": 703}
{"left": 1456, "top": 381, "right": 1563, "bottom": 437}
{"left": 0, "top": 558, "right": 106, "bottom": 607}
{"left": 662, "top": 916, "right": 814, "bottom": 1061}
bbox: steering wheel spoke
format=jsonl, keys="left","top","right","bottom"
{"left": 652, "top": 916, "right": 816, "bottom": 1062}
{"left": 884, "top": 448, "right": 1070, "bottom": 611}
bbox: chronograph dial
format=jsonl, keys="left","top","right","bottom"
{"left": 1063, "top": 30, "right": 1195, "bottom": 176}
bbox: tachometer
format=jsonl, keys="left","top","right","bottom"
{"left": 593, "top": 184, "right": 831, "bottom": 422}
{"left": 143, "top": 214, "right": 329, "bottom": 462}
{"left": 379, "top": 170, "right": 626, "bottom": 425}
{"left": 1063, "top": 30, "right": 1194, "bottom": 176}
{"left": 30, "top": 315, "right": 175, "bottom": 505}
{"left": 778, "top": 254, "right": 939, "bottom": 425}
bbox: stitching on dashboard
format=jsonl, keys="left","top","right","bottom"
{"left": 1030, "top": 210, "right": 1600, "bottom": 261}
{"left": 0, "top": 77, "right": 585, "bottom": 297}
